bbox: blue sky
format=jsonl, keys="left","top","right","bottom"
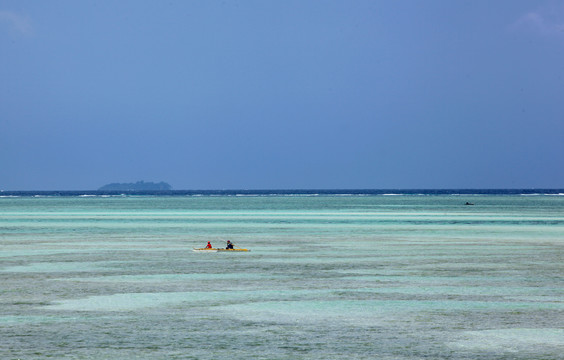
{"left": 1, "top": 0, "right": 563, "bottom": 190}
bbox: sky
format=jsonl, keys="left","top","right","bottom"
{"left": 1, "top": 0, "right": 563, "bottom": 190}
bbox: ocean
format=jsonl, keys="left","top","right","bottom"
{"left": 1, "top": 191, "right": 563, "bottom": 359}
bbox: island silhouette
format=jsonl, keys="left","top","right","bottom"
{"left": 98, "top": 181, "right": 172, "bottom": 191}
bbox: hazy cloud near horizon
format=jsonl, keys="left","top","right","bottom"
{"left": 511, "top": 3, "right": 564, "bottom": 37}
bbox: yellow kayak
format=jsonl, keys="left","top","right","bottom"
{"left": 193, "top": 248, "right": 250, "bottom": 252}
{"left": 193, "top": 248, "right": 218, "bottom": 252}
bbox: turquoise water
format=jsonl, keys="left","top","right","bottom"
{"left": 1, "top": 195, "right": 563, "bottom": 359}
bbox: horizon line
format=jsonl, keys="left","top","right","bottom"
{"left": 2, "top": 188, "right": 563, "bottom": 193}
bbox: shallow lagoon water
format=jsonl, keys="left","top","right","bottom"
{"left": 1, "top": 194, "right": 563, "bottom": 359}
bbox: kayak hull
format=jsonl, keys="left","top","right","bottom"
{"left": 193, "top": 248, "right": 250, "bottom": 252}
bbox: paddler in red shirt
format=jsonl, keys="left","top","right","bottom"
{"left": 205, "top": 241, "right": 212, "bottom": 249}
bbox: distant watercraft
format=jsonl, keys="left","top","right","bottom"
{"left": 193, "top": 248, "right": 250, "bottom": 252}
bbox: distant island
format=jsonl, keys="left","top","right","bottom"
{"left": 98, "top": 181, "right": 172, "bottom": 191}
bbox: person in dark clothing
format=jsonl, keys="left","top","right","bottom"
{"left": 226, "top": 240, "right": 234, "bottom": 249}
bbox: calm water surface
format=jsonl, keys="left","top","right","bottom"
{"left": 1, "top": 195, "right": 563, "bottom": 359}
